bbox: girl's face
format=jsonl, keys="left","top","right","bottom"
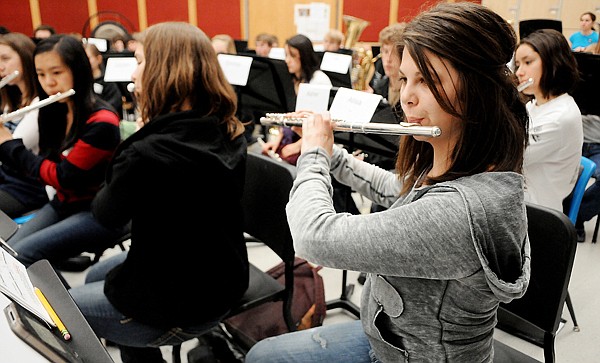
{"left": 580, "top": 14, "right": 594, "bottom": 32}
{"left": 514, "top": 43, "right": 543, "bottom": 99}
{"left": 284, "top": 44, "right": 301, "bottom": 77}
{"left": 381, "top": 43, "right": 400, "bottom": 81}
{"left": 323, "top": 37, "right": 340, "bottom": 52}
{"left": 399, "top": 48, "right": 461, "bottom": 148}
{"left": 255, "top": 41, "right": 271, "bottom": 57}
{"left": 0, "top": 44, "right": 23, "bottom": 86}
{"left": 131, "top": 43, "right": 145, "bottom": 98}
{"left": 35, "top": 50, "right": 74, "bottom": 101}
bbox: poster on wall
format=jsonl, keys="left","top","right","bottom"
{"left": 294, "top": 2, "right": 330, "bottom": 42}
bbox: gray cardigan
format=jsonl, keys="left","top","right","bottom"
{"left": 286, "top": 146, "right": 531, "bottom": 362}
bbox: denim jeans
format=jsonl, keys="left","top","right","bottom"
{"left": 7, "top": 204, "right": 129, "bottom": 267}
{"left": 69, "top": 252, "right": 226, "bottom": 363}
{"left": 578, "top": 143, "right": 600, "bottom": 223}
{"left": 245, "top": 320, "right": 380, "bottom": 363}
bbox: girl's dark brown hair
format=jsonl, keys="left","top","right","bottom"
{"left": 518, "top": 29, "right": 580, "bottom": 100}
{"left": 138, "top": 22, "right": 244, "bottom": 139}
{"left": 396, "top": 2, "right": 528, "bottom": 194}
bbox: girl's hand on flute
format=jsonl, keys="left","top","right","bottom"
{"left": 300, "top": 111, "right": 335, "bottom": 156}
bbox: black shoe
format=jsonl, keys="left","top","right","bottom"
{"left": 577, "top": 228, "right": 586, "bottom": 243}
{"left": 357, "top": 272, "right": 366, "bottom": 285}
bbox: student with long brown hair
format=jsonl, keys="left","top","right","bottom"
{"left": 247, "top": 2, "right": 530, "bottom": 361}
{"left": 0, "top": 32, "right": 48, "bottom": 217}
{"left": 69, "top": 22, "right": 249, "bottom": 363}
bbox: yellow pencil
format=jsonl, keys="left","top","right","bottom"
{"left": 34, "top": 287, "right": 71, "bottom": 340}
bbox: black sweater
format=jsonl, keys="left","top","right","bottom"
{"left": 94, "top": 110, "right": 248, "bottom": 328}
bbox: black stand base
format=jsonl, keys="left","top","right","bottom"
{"left": 325, "top": 269, "right": 360, "bottom": 318}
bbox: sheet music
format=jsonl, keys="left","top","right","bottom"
{"left": 329, "top": 87, "right": 382, "bottom": 123}
{"left": 320, "top": 52, "right": 352, "bottom": 74}
{"left": 0, "top": 248, "right": 54, "bottom": 326}
{"left": 296, "top": 83, "right": 331, "bottom": 112}
{"left": 217, "top": 54, "right": 253, "bottom": 86}
{"left": 103, "top": 57, "right": 137, "bottom": 82}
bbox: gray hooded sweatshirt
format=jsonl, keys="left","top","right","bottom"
{"left": 286, "top": 146, "right": 531, "bottom": 363}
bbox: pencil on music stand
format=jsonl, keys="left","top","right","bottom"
{"left": 34, "top": 287, "right": 71, "bottom": 340}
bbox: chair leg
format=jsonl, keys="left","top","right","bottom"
{"left": 565, "top": 292, "right": 580, "bottom": 332}
{"left": 593, "top": 217, "right": 600, "bottom": 243}
{"left": 172, "top": 344, "right": 181, "bottom": 363}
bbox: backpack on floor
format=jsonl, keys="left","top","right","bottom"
{"left": 223, "top": 257, "right": 327, "bottom": 348}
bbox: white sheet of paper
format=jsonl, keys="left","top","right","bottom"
{"left": 0, "top": 248, "right": 54, "bottom": 326}
{"left": 84, "top": 37, "right": 108, "bottom": 52}
{"left": 296, "top": 83, "right": 331, "bottom": 112}
{"left": 268, "top": 47, "right": 286, "bottom": 60}
{"left": 217, "top": 54, "right": 253, "bottom": 86}
{"left": 103, "top": 57, "right": 137, "bottom": 82}
{"left": 329, "top": 87, "right": 382, "bottom": 123}
{"left": 320, "top": 52, "right": 352, "bottom": 74}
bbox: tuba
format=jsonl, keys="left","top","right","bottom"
{"left": 343, "top": 15, "right": 374, "bottom": 90}
{"left": 343, "top": 15, "right": 369, "bottom": 49}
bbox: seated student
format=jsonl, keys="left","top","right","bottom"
{"left": 260, "top": 33, "right": 331, "bottom": 166}
{"left": 110, "top": 34, "right": 127, "bottom": 53}
{"left": 85, "top": 43, "right": 123, "bottom": 117}
{"left": 570, "top": 11, "right": 598, "bottom": 52}
{"left": 0, "top": 32, "right": 48, "bottom": 217}
{"left": 246, "top": 2, "right": 530, "bottom": 362}
{"left": 255, "top": 32, "right": 278, "bottom": 57}
{"left": 515, "top": 29, "right": 583, "bottom": 213}
{"left": 33, "top": 24, "right": 55, "bottom": 41}
{"left": 2, "top": 35, "right": 122, "bottom": 270}
{"left": 369, "top": 23, "right": 405, "bottom": 120}
{"left": 211, "top": 33, "right": 237, "bottom": 54}
{"left": 323, "top": 29, "right": 344, "bottom": 52}
{"left": 69, "top": 22, "right": 249, "bottom": 363}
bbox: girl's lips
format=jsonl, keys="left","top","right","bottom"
{"left": 406, "top": 117, "right": 424, "bottom": 124}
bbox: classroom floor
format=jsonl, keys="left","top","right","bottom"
{"left": 63, "top": 193, "right": 600, "bottom": 363}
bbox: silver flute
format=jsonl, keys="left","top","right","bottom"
{"left": 0, "top": 70, "right": 19, "bottom": 90}
{"left": 260, "top": 113, "right": 442, "bottom": 137}
{"left": 517, "top": 78, "right": 534, "bottom": 92}
{"left": 0, "top": 89, "right": 76, "bottom": 123}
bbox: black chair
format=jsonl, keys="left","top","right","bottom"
{"left": 519, "top": 19, "right": 562, "bottom": 39}
{"left": 171, "top": 152, "right": 298, "bottom": 362}
{"left": 494, "top": 203, "right": 578, "bottom": 362}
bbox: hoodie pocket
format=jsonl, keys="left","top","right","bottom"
{"left": 371, "top": 275, "right": 409, "bottom": 361}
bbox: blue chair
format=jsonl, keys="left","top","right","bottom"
{"left": 13, "top": 212, "right": 36, "bottom": 225}
{"left": 559, "top": 156, "right": 596, "bottom": 333}
{"left": 565, "top": 156, "right": 596, "bottom": 225}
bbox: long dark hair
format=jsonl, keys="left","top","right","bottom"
{"left": 34, "top": 35, "right": 106, "bottom": 160}
{"left": 285, "top": 34, "right": 320, "bottom": 83}
{"left": 0, "top": 33, "right": 37, "bottom": 112}
{"left": 396, "top": 2, "right": 529, "bottom": 194}
{"left": 518, "top": 29, "right": 580, "bottom": 100}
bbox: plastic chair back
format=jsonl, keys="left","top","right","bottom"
{"left": 566, "top": 156, "right": 596, "bottom": 225}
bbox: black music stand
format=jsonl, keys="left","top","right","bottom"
{"left": 234, "top": 55, "right": 296, "bottom": 140}
{"left": 519, "top": 19, "right": 562, "bottom": 39}
{"left": 26, "top": 260, "right": 115, "bottom": 362}
{"left": 572, "top": 52, "right": 600, "bottom": 116}
{"left": 316, "top": 51, "right": 353, "bottom": 89}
